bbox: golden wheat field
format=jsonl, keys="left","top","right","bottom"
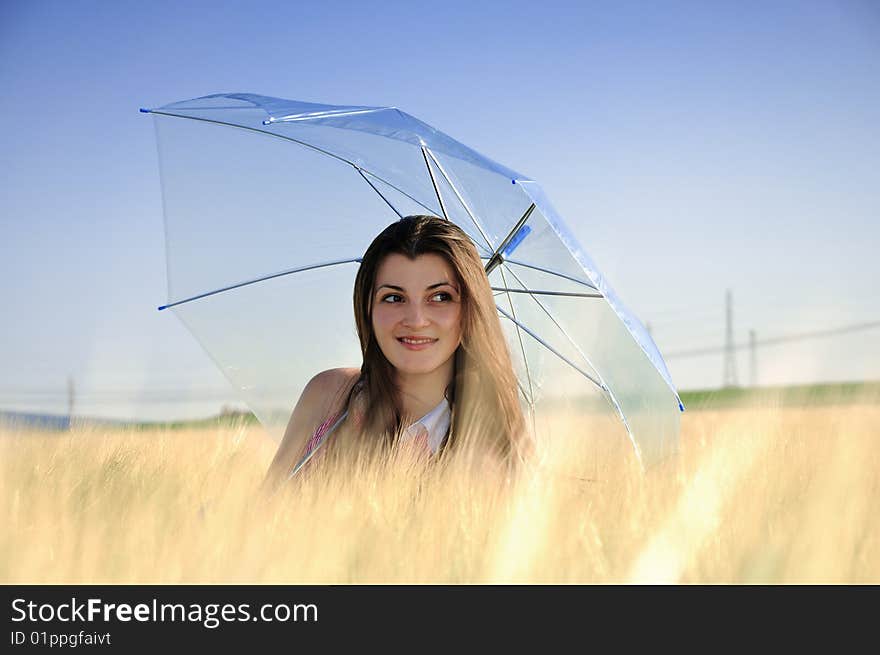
{"left": 2, "top": 392, "right": 878, "bottom": 584}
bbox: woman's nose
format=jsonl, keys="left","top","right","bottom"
{"left": 401, "top": 302, "right": 430, "bottom": 327}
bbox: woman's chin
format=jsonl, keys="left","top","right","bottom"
{"left": 389, "top": 351, "right": 455, "bottom": 377}
{"left": 392, "top": 361, "right": 444, "bottom": 376}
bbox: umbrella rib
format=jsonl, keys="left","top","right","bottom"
{"left": 500, "top": 262, "right": 606, "bottom": 387}
{"left": 481, "top": 256, "right": 600, "bottom": 292}
{"left": 421, "top": 146, "right": 449, "bottom": 221}
{"left": 357, "top": 168, "right": 450, "bottom": 220}
{"left": 498, "top": 266, "right": 536, "bottom": 410}
{"left": 502, "top": 259, "right": 600, "bottom": 292}
{"left": 148, "top": 109, "right": 358, "bottom": 165}
{"left": 495, "top": 305, "right": 604, "bottom": 391}
{"left": 148, "top": 110, "right": 442, "bottom": 227}
{"left": 158, "top": 258, "right": 362, "bottom": 310}
{"left": 515, "top": 375, "right": 534, "bottom": 411}
{"left": 356, "top": 168, "right": 403, "bottom": 219}
{"left": 361, "top": 163, "right": 491, "bottom": 257}
{"left": 490, "top": 287, "right": 602, "bottom": 299}
{"left": 423, "top": 147, "right": 494, "bottom": 252}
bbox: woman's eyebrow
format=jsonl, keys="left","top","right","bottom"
{"left": 376, "top": 284, "right": 405, "bottom": 293}
{"left": 427, "top": 282, "right": 459, "bottom": 292}
{"left": 376, "top": 282, "right": 458, "bottom": 293}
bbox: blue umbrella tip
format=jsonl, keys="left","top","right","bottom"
{"left": 511, "top": 179, "right": 516, "bottom": 184}
{"left": 679, "top": 401, "right": 686, "bottom": 412}
{"left": 139, "top": 108, "right": 151, "bottom": 113}
{"left": 157, "top": 304, "right": 168, "bottom": 311}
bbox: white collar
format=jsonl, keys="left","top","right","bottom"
{"left": 402, "top": 397, "right": 451, "bottom": 454}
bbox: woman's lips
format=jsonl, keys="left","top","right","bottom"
{"left": 397, "top": 336, "right": 438, "bottom": 351}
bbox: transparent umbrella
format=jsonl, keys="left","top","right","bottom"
{"left": 142, "top": 93, "right": 683, "bottom": 467}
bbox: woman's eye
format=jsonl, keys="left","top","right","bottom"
{"left": 381, "top": 294, "right": 403, "bottom": 303}
{"left": 430, "top": 292, "right": 452, "bottom": 302}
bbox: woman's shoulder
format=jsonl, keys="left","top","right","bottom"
{"left": 265, "top": 368, "right": 361, "bottom": 487}
{"left": 306, "top": 367, "right": 361, "bottom": 393}
{"left": 302, "top": 367, "right": 361, "bottom": 414}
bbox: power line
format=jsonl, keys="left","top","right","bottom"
{"left": 643, "top": 311, "right": 725, "bottom": 327}
{"left": 664, "top": 320, "right": 880, "bottom": 360}
{"left": 640, "top": 289, "right": 878, "bottom": 323}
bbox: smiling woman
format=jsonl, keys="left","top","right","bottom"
{"left": 372, "top": 252, "right": 462, "bottom": 407}
{"left": 264, "top": 215, "right": 529, "bottom": 486}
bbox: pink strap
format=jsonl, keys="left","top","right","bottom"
{"left": 303, "top": 414, "right": 337, "bottom": 459}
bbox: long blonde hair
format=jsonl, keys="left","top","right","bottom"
{"left": 334, "top": 215, "right": 529, "bottom": 465}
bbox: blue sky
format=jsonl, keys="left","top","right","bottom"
{"left": 2, "top": 0, "right": 878, "bottom": 420}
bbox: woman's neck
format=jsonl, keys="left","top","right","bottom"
{"left": 395, "top": 358, "right": 454, "bottom": 421}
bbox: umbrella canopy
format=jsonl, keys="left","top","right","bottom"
{"left": 143, "top": 93, "right": 683, "bottom": 467}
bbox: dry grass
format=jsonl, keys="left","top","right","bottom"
{"left": 2, "top": 393, "right": 878, "bottom": 584}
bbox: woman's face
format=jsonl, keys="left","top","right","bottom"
{"left": 371, "top": 253, "right": 463, "bottom": 378}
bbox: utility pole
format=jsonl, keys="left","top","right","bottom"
{"left": 67, "top": 375, "right": 75, "bottom": 430}
{"left": 722, "top": 289, "right": 739, "bottom": 388}
{"left": 749, "top": 329, "right": 757, "bottom": 388}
